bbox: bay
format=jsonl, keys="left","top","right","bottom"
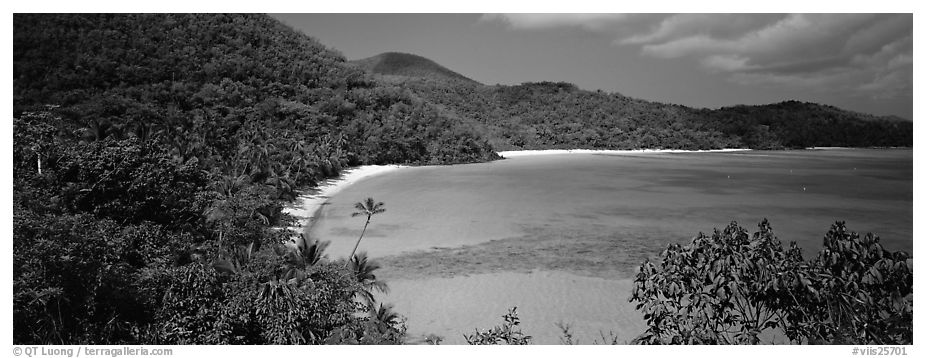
{"left": 312, "top": 149, "right": 912, "bottom": 261}
{"left": 309, "top": 148, "right": 912, "bottom": 344}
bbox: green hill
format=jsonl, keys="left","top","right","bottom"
{"left": 14, "top": 15, "right": 498, "bottom": 174}
{"left": 697, "top": 101, "right": 913, "bottom": 149}
{"left": 354, "top": 53, "right": 912, "bottom": 151}
{"left": 350, "top": 52, "right": 480, "bottom": 85}
{"left": 13, "top": 14, "right": 495, "bottom": 345}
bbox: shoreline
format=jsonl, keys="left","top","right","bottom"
{"left": 283, "top": 148, "right": 758, "bottom": 239}
{"left": 497, "top": 148, "right": 751, "bottom": 158}
{"left": 282, "top": 164, "right": 408, "bottom": 240}
{"left": 287, "top": 147, "right": 907, "bottom": 344}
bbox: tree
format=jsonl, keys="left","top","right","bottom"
{"left": 291, "top": 233, "right": 331, "bottom": 267}
{"left": 346, "top": 197, "right": 385, "bottom": 264}
{"left": 14, "top": 13, "right": 503, "bottom": 345}
{"left": 629, "top": 220, "right": 912, "bottom": 345}
{"left": 371, "top": 303, "right": 401, "bottom": 328}
{"left": 349, "top": 251, "right": 389, "bottom": 307}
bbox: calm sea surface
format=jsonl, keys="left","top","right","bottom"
{"left": 311, "top": 148, "right": 912, "bottom": 343}
{"left": 313, "top": 149, "right": 912, "bottom": 261}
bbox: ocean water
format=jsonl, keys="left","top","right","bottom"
{"left": 312, "top": 149, "right": 912, "bottom": 260}
{"left": 310, "top": 149, "right": 912, "bottom": 343}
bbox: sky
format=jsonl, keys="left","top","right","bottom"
{"left": 271, "top": 13, "right": 913, "bottom": 120}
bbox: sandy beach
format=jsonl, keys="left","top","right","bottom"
{"left": 279, "top": 153, "right": 653, "bottom": 343}
{"left": 289, "top": 148, "right": 910, "bottom": 344}
{"left": 498, "top": 148, "right": 750, "bottom": 158}
{"left": 287, "top": 148, "right": 752, "bottom": 229}
{"left": 282, "top": 164, "right": 408, "bottom": 240}
{"left": 285, "top": 148, "right": 752, "bottom": 236}
{"left": 379, "top": 271, "right": 644, "bottom": 344}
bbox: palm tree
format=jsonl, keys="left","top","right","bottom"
{"left": 371, "top": 303, "right": 401, "bottom": 327}
{"left": 291, "top": 233, "right": 330, "bottom": 267}
{"left": 345, "top": 197, "right": 385, "bottom": 264}
{"left": 349, "top": 251, "right": 389, "bottom": 307}
{"left": 280, "top": 234, "right": 330, "bottom": 287}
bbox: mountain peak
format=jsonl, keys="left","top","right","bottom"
{"left": 350, "top": 52, "right": 480, "bottom": 85}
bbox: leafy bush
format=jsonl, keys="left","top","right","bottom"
{"left": 630, "top": 220, "right": 912, "bottom": 345}
{"left": 12, "top": 212, "right": 183, "bottom": 344}
{"left": 324, "top": 304, "right": 407, "bottom": 345}
{"left": 464, "top": 307, "right": 532, "bottom": 345}
{"left": 140, "top": 246, "right": 370, "bottom": 344}
{"left": 786, "top": 222, "right": 913, "bottom": 343}
{"left": 52, "top": 138, "right": 209, "bottom": 229}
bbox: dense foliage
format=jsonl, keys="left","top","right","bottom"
{"left": 697, "top": 102, "right": 913, "bottom": 149}
{"left": 353, "top": 53, "right": 913, "bottom": 151}
{"left": 629, "top": 220, "right": 912, "bottom": 345}
{"left": 14, "top": 14, "right": 499, "bottom": 190}
{"left": 13, "top": 13, "right": 502, "bottom": 344}
{"left": 13, "top": 114, "right": 405, "bottom": 344}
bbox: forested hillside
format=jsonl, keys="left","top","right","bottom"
{"left": 697, "top": 101, "right": 913, "bottom": 149}
{"left": 353, "top": 54, "right": 913, "bottom": 151}
{"left": 12, "top": 14, "right": 912, "bottom": 345}
{"left": 13, "top": 13, "right": 496, "bottom": 344}
{"left": 349, "top": 52, "right": 480, "bottom": 85}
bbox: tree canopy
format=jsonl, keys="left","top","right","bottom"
{"left": 354, "top": 55, "right": 913, "bottom": 151}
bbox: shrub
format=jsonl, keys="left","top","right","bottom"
{"left": 630, "top": 220, "right": 912, "bottom": 345}
{"left": 13, "top": 213, "right": 164, "bottom": 344}
{"left": 323, "top": 303, "right": 407, "bottom": 345}
{"left": 464, "top": 307, "right": 532, "bottom": 345}
{"left": 140, "top": 247, "right": 365, "bottom": 344}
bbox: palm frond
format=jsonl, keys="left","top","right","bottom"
{"left": 304, "top": 239, "right": 329, "bottom": 266}
{"left": 374, "top": 303, "right": 401, "bottom": 326}
{"left": 357, "top": 290, "right": 375, "bottom": 307}
{"left": 354, "top": 201, "right": 367, "bottom": 212}
{"left": 353, "top": 197, "right": 386, "bottom": 217}
{"left": 350, "top": 251, "right": 389, "bottom": 303}
{"left": 292, "top": 234, "right": 329, "bottom": 267}
{"left": 371, "top": 280, "right": 389, "bottom": 294}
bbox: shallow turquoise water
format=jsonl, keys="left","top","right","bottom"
{"left": 312, "top": 149, "right": 913, "bottom": 264}
{"left": 312, "top": 148, "right": 912, "bottom": 343}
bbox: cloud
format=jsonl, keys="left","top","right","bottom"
{"left": 621, "top": 14, "right": 782, "bottom": 45}
{"left": 700, "top": 54, "right": 756, "bottom": 72}
{"left": 479, "top": 13, "right": 629, "bottom": 32}
{"left": 484, "top": 13, "right": 913, "bottom": 100}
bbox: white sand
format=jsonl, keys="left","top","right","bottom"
{"left": 378, "top": 270, "right": 645, "bottom": 345}
{"left": 282, "top": 165, "right": 408, "bottom": 241}
{"left": 287, "top": 149, "right": 739, "bottom": 343}
{"left": 284, "top": 157, "right": 650, "bottom": 343}
{"left": 498, "top": 148, "right": 751, "bottom": 158}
